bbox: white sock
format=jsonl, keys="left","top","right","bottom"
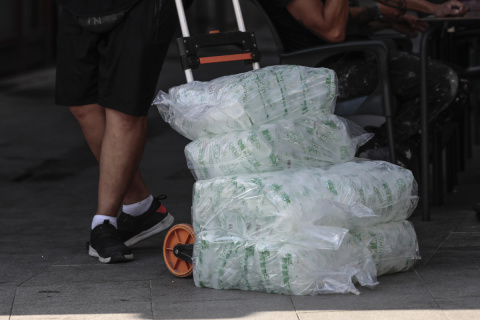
{"left": 122, "top": 195, "right": 154, "bottom": 217}
{"left": 92, "top": 215, "right": 117, "bottom": 229}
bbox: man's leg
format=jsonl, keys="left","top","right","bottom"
{"left": 98, "top": 107, "right": 175, "bottom": 247}
{"left": 76, "top": 105, "right": 149, "bottom": 263}
{"left": 69, "top": 104, "right": 151, "bottom": 208}
{"left": 71, "top": 104, "right": 174, "bottom": 251}
{"left": 97, "top": 107, "right": 148, "bottom": 217}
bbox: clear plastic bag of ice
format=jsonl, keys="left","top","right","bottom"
{"left": 185, "top": 115, "right": 373, "bottom": 180}
{"left": 154, "top": 65, "right": 337, "bottom": 140}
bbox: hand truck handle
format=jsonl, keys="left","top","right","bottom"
{"left": 174, "top": 0, "right": 194, "bottom": 82}
{"left": 232, "top": 0, "right": 260, "bottom": 71}
{"left": 174, "top": 0, "right": 260, "bottom": 83}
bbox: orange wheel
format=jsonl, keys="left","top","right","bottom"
{"left": 163, "top": 223, "right": 195, "bottom": 278}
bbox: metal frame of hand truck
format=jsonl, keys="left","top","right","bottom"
{"left": 174, "top": 0, "right": 260, "bottom": 82}
{"left": 163, "top": 0, "right": 262, "bottom": 278}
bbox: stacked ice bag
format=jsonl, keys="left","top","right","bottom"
{"left": 155, "top": 65, "right": 420, "bottom": 295}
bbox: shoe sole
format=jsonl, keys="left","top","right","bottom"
{"left": 124, "top": 213, "right": 174, "bottom": 247}
{"left": 88, "top": 245, "right": 134, "bottom": 264}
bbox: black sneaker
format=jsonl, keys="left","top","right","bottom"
{"left": 88, "top": 220, "right": 134, "bottom": 263}
{"left": 117, "top": 195, "right": 174, "bottom": 247}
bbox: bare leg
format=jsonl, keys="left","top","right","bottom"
{"left": 97, "top": 107, "right": 149, "bottom": 216}
{"left": 69, "top": 104, "right": 106, "bottom": 160}
{"left": 69, "top": 104, "right": 151, "bottom": 215}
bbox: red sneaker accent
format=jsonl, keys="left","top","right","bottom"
{"left": 157, "top": 204, "right": 167, "bottom": 214}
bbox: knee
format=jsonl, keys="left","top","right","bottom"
{"left": 105, "top": 108, "right": 147, "bottom": 131}
{"left": 69, "top": 104, "right": 104, "bottom": 121}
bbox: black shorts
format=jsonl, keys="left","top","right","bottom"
{"left": 55, "top": 0, "right": 177, "bottom": 116}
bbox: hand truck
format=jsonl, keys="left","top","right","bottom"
{"left": 162, "top": 0, "right": 261, "bottom": 278}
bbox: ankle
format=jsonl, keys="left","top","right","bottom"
{"left": 122, "top": 195, "right": 153, "bottom": 216}
{"left": 92, "top": 215, "right": 118, "bottom": 229}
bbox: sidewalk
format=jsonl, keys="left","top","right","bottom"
{"left": 1, "top": 49, "right": 480, "bottom": 319}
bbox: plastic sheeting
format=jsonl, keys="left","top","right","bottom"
{"left": 191, "top": 160, "right": 420, "bottom": 295}
{"left": 352, "top": 220, "right": 420, "bottom": 276}
{"left": 156, "top": 64, "right": 421, "bottom": 295}
{"left": 192, "top": 159, "right": 418, "bottom": 235}
{"left": 193, "top": 230, "right": 378, "bottom": 295}
{"left": 154, "top": 65, "right": 337, "bottom": 140}
{"left": 185, "top": 115, "right": 372, "bottom": 180}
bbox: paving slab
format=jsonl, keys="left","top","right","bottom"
{"left": 297, "top": 309, "right": 449, "bottom": 320}
{"left": 151, "top": 279, "right": 298, "bottom": 320}
{"left": 11, "top": 314, "right": 147, "bottom": 320}
{"left": 0, "top": 287, "right": 15, "bottom": 318}
{"left": 11, "top": 282, "right": 153, "bottom": 320}
{"left": 291, "top": 271, "right": 439, "bottom": 311}
{"left": 415, "top": 258, "right": 480, "bottom": 300}
{"left": 21, "top": 263, "right": 167, "bottom": 287}
{"left": 438, "top": 297, "right": 480, "bottom": 320}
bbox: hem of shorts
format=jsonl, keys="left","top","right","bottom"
{"left": 55, "top": 98, "right": 99, "bottom": 107}
{"left": 54, "top": 99, "right": 150, "bottom": 117}
{"left": 98, "top": 99, "right": 150, "bottom": 117}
